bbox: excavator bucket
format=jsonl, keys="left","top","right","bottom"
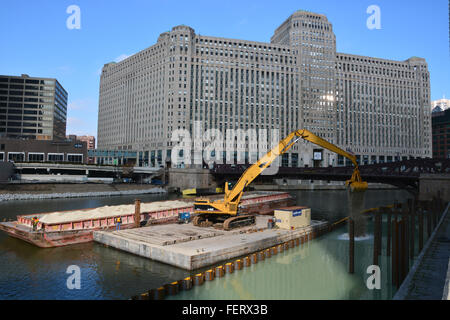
{"left": 348, "top": 181, "right": 368, "bottom": 193}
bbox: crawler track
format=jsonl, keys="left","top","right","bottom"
{"left": 193, "top": 213, "right": 256, "bottom": 231}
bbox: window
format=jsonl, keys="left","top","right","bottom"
{"left": 8, "top": 152, "right": 25, "bottom": 162}
{"left": 28, "top": 153, "right": 44, "bottom": 162}
{"left": 67, "top": 154, "right": 83, "bottom": 163}
{"left": 48, "top": 153, "right": 64, "bottom": 162}
{"left": 0, "top": 152, "right": 4, "bottom": 161}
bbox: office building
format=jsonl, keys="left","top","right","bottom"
{"left": 0, "top": 74, "right": 68, "bottom": 141}
{"left": 97, "top": 10, "right": 432, "bottom": 167}
{"left": 432, "top": 108, "right": 450, "bottom": 159}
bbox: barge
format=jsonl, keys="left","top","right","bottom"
{"left": 0, "top": 191, "right": 293, "bottom": 248}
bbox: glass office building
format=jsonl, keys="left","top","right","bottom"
{"left": 0, "top": 74, "right": 68, "bottom": 141}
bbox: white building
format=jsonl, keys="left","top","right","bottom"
{"left": 97, "top": 10, "right": 432, "bottom": 167}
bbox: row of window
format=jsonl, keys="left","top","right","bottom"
{"left": 0, "top": 152, "right": 83, "bottom": 163}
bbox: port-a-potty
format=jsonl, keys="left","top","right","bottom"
{"left": 274, "top": 206, "right": 311, "bottom": 230}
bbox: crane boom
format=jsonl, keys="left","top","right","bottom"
{"left": 193, "top": 129, "right": 368, "bottom": 229}
{"left": 225, "top": 129, "right": 360, "bottom": 204}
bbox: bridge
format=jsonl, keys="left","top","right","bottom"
{"left": 210, "top": 159, "right": 450, "bottom": 196}
{"left": 9, "top": 163, "right": 163, "bottom": 183}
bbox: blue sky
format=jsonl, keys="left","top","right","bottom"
{"left": 1, "top": 0, "right": 449, "bottom": 138}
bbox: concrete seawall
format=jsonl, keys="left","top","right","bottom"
{"left": 0, "top": 183, "right": 166, "bottom": 202}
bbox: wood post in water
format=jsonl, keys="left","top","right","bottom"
{"left": 419, "top": 203, "right": 424, "bottom": 252}
{"left": 387, "top": 207, "right": 392, "bottom": 257}
{"left": 392, "top": 220, "right": 399, "bottom": 287}
{"left": 426, "top": 201, "right": 432, "bottom": 239}
{"left": 134, "top": 199, "right": 141, "bottom": 228}
{"left": 349, "top": 218, "right": 355, "bottom": 274}
{"left": 373, "top": 212, "right": 381, "bottom": 266}
{"left": 402, "top": 204, "right": 409, "bottom": 280}
{"left": 408, "top": 198, "right": 415, "bottom": 259}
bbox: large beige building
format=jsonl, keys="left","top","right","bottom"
{"left": 98, "top": 10, "right": 432, "bottom": 167}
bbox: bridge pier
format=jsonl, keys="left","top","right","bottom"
{"left": 419, "top": 174, "right": 450, "bottom": 202}
{"left": 168, "top": 168, "right": 217, "bottom": 190}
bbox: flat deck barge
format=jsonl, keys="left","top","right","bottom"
{"left": 93, "top": 216, "right": 328, "bottom": 270}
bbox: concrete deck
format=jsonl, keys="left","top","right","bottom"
{"left": 93, "top": 216, "right": 328, "bottom": 270}
{"left": 394, "top": 203, "right": 450, "bottom": 300}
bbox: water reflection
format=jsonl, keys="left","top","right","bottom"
{"left": 347, "top": 189, "right": 368, "bottom": 237}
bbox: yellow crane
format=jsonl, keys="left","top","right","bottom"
{"left": 193, "top": 129, "right": 368, "bottom": 230}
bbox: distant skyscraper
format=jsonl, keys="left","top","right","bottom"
{"left": 0, "top": 74, "right": 68, "bottom": 141}
{"left": 97, "top": 10, "right": 432, "bottom": 167}
{"left": 432, "top": 108, "right": 450, "bottom": 159}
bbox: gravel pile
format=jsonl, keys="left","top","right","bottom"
{"left": 0, "top": 187, "right": 167, "bottom": 202}
{"left": 39, "top": 200, "right": 190, "bottom": 224}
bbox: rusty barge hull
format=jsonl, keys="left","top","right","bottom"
{"left": 0, "top": 192, "right": 293, "bottom": 248}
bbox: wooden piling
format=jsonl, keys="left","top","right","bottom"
{"left": 419, "top": 204, "right": 424, "bottom": 252}
{"left": 134, "top": 199, "right": 141, "bottom": 228}
{"left": 426, "top": 201, "right": 432, "bottom": 239}
{"left": 349, "top": 218, "right": 355, "bottom": 274}
{"left": 387, "top": 207, "right": 392, "bottom": 256}
{"left": 408, "top": 199, "right": 415, "bottom": 259}
{"left": 403, "top": 204, "right": 409, "bottom": 279}
{"left": 433, "top": 198, "right": 438, "bottom": 230}
{"left": 377, "top": 210, "right": 382, "bottom": 257}
{"left": 373, "top": 213, "right": 380, "bottom": 266}
{"left": 393, "top": 220, "right": 399, "bottom": 287}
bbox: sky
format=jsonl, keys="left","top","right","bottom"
{"left": 1, "top": 0, "right": 449, "bottom": 139}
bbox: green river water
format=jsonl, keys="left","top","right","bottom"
{"left": 0, "top": 189, "right": 417, "bottom": 299}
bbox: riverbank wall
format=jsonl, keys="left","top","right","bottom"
{"left": 0, "top": 183, "right": 166, "bottom": 202}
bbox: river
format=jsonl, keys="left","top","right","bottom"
{"left": 0, "top": 189, "right": 413, "bottom": 299}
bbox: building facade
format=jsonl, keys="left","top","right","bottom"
{"left": 98, "top": 10, "right": 432, "bottom": 168}
{"left": 0, "top": 74, "right": 68, "bottom": 141}
{"left": 68, "top": 135, "right": 96, "bottom": 150}
{"left": 432, "top": 108, "right": 450, "bottom": 159}
{"left": 68, "top": 134, "right": 96, "bottom": 163}
{"left": 335, "top": 54, "right": 432, "bottom": 165}
{"left": 0, "top": 138, "right": 86, "bottom": 163}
